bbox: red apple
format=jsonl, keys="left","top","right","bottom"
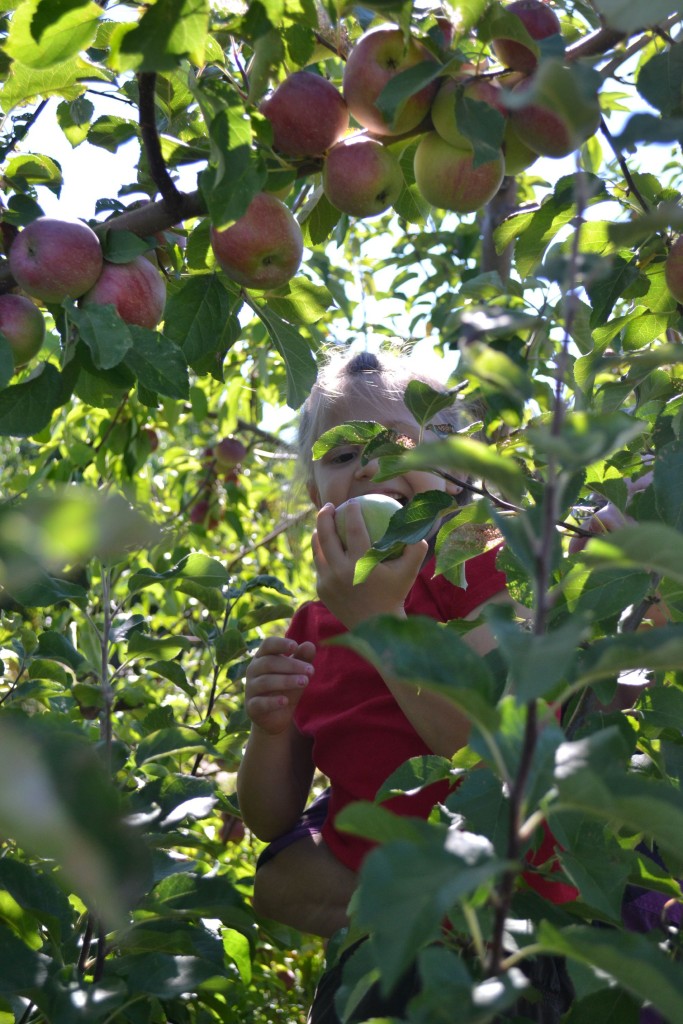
{"left": 219, "top": 813, "right": 246, "bottom": 844}
{"left": 323, "top": 137, "right": 404, "bottom": 218}
{"left": 141, "top": 427, "right": 159, "bottom": 452}
{"left": 81, "top": 256, "right": 166, "bottom": 328}
{"left": 431, "top": 76, "right": 507, "bottom": 149}
{"left": 665, "top": 236, "right": 683, "bottom": 303}
{"left": 414, "top": 131, "right": 505, "bottom": 213}
{"left": 189, "top": 498, "right": 220, "bottom": 529}
{"left": 261, "top": 71, "right": 349, "bottom": 157}
{"left": 0, "top": 293, "right": 46, "bottom": 369}
{"left": 492, "top": 0, "right": 562, "bottom": 73}
{"left": 508, "top": 69, "right": 601, "bottom": 158}
{"left": 343, "top": 26, "right": 438, "bottom": 136}
{"left": 210, "top": 193, "right": 303, "bottom": 291}
{"left": 9, "top": 217, "right": 103, "bottom": 304}
{"left": 213, "top": 436, "right": 247, "bottom": 470}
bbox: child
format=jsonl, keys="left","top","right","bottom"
{"left": 236, "top": 349, "right": 574, "bottom": 1021}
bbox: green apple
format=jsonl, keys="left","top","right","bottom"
{"left": 414, "top": 131, "right": 504, "bottom": 213}
{"left": 335, "top": 493, "right": 403, "bottom": 549}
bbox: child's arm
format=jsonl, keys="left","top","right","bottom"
{"left": 313, "top": 502, "right": 495, "bottom": 758}
{"left": 237, "top": 636, "right": 316, "bottom": 841}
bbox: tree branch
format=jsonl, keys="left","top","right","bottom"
{"left": 137, "top": 72, "right": 185, "bottom": 219}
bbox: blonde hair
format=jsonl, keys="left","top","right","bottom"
{"left": 297, "top": 349, "right": 462, "bottom": 484}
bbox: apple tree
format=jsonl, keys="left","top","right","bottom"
{"left": 1, "top": 0, "right": 683, "bottom": 1021}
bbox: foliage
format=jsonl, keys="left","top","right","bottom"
{"left": 1, "top": 0, "right": 683, "bottom": 1021}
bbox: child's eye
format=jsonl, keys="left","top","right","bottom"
{"left": 328, "top": 447, "right": 360, "bottom": 465}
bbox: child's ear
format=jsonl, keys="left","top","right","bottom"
{"left": 307, "top": 481, "right": 322, "bottom": 507}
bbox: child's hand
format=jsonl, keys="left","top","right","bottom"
{"left": 312, "top": 501, "right": 427, "bottom": 629}
{"left": 245, "top": 637, "right": 315, "bottom": 735}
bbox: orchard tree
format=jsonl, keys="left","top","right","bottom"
{"left": 1, "top": 1, "right": 683, "bottom": 1022}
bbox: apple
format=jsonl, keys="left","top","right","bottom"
{"left": 210, "top": 193, "right": 303, "bottom": 291}
{"left": 323, "top": 137, "right": 403, "bottom": 218}
{"left": 665, "top": 236, "right": 683, "bottom": 303}
{"left": 81, "top": 255, "right": 166, "bottom": 328}
{"left": 213, "top": 436, "right": 247, "bottom": 470}
{"left": 508, "top": 69, "right": 601, "bottom": 159}
{"left": 0, "top": 293, "right": 46, "bottom": 369}
{"left": 431, "top": 76, "right": 507, "bottom": 150}
{"left": 492, "top": 0, "right": 562, "bottom": 73}
{"left": 141, "top": 427, "right": 159, "bottom": 452}
{"left": 342, "top": 26, "right": 438, "bottom": 136}
{"left": 414, "top": 131, "right": 505, "bottom": 213}
{"left": 189, "top": 498, "right": 220, "bottom": 529}
{"left": 260, "top": 71, "right": 349, "bottom": 157}
{"left": 9, "top": 217, "right": 103, "bottom": 304}
{"left": 335, "top": 493, "right": 403, "bottom": 549}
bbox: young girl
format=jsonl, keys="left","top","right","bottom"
{"left": 236, "top": 349, "right": 574, "bottom": 1021}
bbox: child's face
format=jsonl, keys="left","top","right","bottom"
{"left": 307, "top": 394, "right": 459, "bottom": 509}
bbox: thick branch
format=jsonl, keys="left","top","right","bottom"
{"left": 137, "top": 71, "right": 185, "bottom": 219}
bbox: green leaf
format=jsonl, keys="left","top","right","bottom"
{"left": 537, "top": 921, "right": 683, "bottom": 1021}
{"left": 0, "top": 858, "right": 74, "bottom": 940}
{"left": 592, "top": 0, "right": 680, "bottom": 33}
{"left": 580, "top": 522, "right": 683, "bottom": 585}
{"left": 586, "top": 255, "right": 643, "bottom": 328}
{"left": 332, "top": 615, "right": 499, "bottom": 731}
{"left": 263, "top": 278, "right": 334, "bottom": 326}
{"left": 108, "top": 953, "right": 222, "bottom": 997}
{"left": 374, "top": 435, "right": 525, "bottom": 503}
{"left": 375, "top": 61, "right": 441, "bottom": 131}
{"left": 56, "top": 95, "right": 94, "bottom": 146}
{"left": 128, "top": 553, "right": 230, "bottom": 593}
{"left": 0, "top": 719, "right": 150, "bottom": 929}
{"left": 5, "top": 0, "right": 102, "bottom": 69}
{"left": 0, "top": 363, "right": 74, "bottom": 437}
{"left": 0, "top": 923, "right": 48, "bottom": 995}
{"left": 0, "top": 53, "right": 110, "bottom": 114}
{"left": 654, "top": 440, "right": 683, "bottom": 529}
{"left": 336, "top": 802, "right": 435, "bottom": 845}
{"left": 403, "top": 379, "right": 460, "bottom": 427}
{"left": 300, "top": 191, "right": 342, "bottom": 247}
{"left": 455, "top": 91, "right": 505, "bottom": 167}
{"left": 375, "top": 754, "right": 455, "bottom": 803}
{"left": 251, "top": 304, "right": 317, "bottom": 409}
{"left": 637, "top": 44, "right": 683, "bottom": 116}
{"left": 312, "top": 421, "right": 385, "bottom": 460}
{"left": 3, "top": 153, "right": 63, "bottom": 193}
{"left": 136, "top": 726, "right": 218, "bottom": 765}
{"left": 124, "top": 328, "right": 190, "bottom": 400}
{"left": 561, "top": 566, "right": 651, "bottom": 624}
{"left": 487, "top": 606, "right": 587, "bottom": 702}
{"left": 164, "top": 275, "right": 240, "bottom": 371}
{"left": 355, "top": 828, "right": 505, "bottom": 990}
{"left": 576, "top": 625, "right": 683, "bottom": 687}
{"left": 113, "top": 0, "right": 210, "bottom": 71}
{"left": 526, "top": 411, "right": 647, "bottom": 469}
{"left": 371, "top": 490, "right": 457, "bottom": 552}
{"left": 71, "top": 304, "right": 134, "bottom": 370}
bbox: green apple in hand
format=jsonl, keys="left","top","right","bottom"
{"left": 335, "top": 494, "right": 403, "bottom": 550}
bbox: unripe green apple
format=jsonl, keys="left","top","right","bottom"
{"left": 414, "top": 132, "right": 505, "bottom": 213}
{"left": 0, "top": 293, "right": 46, "bottom": 369}
{"left": 431, "top": 76, "right": 507, "bottom": 150}
{"left": 335, "top": 493, "right": 402, "bottom": 549}
{"left": 343, "top": 26, "right": 438, "bottom": 136}
{"left": 323, "top": 137, "right": 403, "bottom": 218}
{"left": 665, "top": 236, "right": 683, "bottom": 304}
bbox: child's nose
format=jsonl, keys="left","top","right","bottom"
{"left": 354, "top": 456, "right": 379, "bottom": 479}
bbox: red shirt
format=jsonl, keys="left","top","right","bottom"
{"left": 290, "top": 548, "right": 507, "bottom": 871}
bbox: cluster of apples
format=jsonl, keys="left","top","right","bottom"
{"left": 209, "top": 1, "right": 605, "bottom": 294}
{"left": 189, "top": 435, "right": 247, "bottom": 529}
{"left": 0, "top": 216, "right": 166, "bottom": 372}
